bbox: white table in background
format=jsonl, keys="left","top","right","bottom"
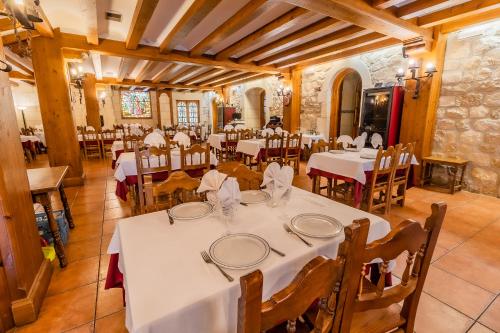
{"left": 301, "top": 133, "right": 324, "bottom": 148}
{"left": 207, "top": 133, "right": 225, "bottom": 150}
{"left": 108, "top": 186, "right": 391, "bottom": 333}
{"left": 236, "top": 138, "right": 266, "bottom": 158}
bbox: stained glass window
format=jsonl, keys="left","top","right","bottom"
{"left": 177, "top": 101, "right": 187, "bottom": 124}
{"left": 120, "top": 91, "right": 152, "bottom": 119}
{"left": 177, "top": 100, "right": 199, "bottom": 125}
{"left": 188, "top": 101, "right": 198, "bottom": 124}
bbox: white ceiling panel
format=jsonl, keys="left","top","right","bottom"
{"left": 141, "top": 0, "right": 186, "bottom": 46}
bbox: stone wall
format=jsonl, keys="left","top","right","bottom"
{"left": 432, "top": 21, "right": 500, "bottom": 196}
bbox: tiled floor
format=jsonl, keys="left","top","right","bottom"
{"left": 13, "top": 157, "right": 500, "bottom": 333}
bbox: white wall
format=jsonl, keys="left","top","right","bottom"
{"left": 11, "top": 83, "right": 42, "bottom": 129}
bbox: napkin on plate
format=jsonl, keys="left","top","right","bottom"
{"left": 371, "top": 133, "right": 383, "bottom": 148}
{"left": 224, "top": 124, "right": 234, "bottom": 131}
{"left": 198, "top": 170, "right": 228, "bottom": 205}
{"left": 144, "top": 132, "right": 166, "bottom": 147}
{"left": 217, "top": 177, "right": 241, "bottom": 209}
{"left": 173, "top": 132, "right": 191, "bottom": 147}
{"left": 337, "top": 135, "right": 353, "bottom": 149}
{"left": 261, "top": 162, "right": 294, "bottom": 201}
{"left": 353, "top": 133, "right": 366, "bottom": 150}
{"left": 262, "top": 128, "right": 275, "bottom": 137}
{"left": 275, "top": 127, "right": 283, "bottom": 135}
{"left": 234, "top": 124, "right": 245, "bottom": 130}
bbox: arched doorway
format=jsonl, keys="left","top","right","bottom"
{"left": 329, "top": 69, "right": 362, "bottom": 138}
{"left": 244, "top": 87, "right": 266, "bottom": 129}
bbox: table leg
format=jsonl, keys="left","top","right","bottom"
{"left": 450, "top": 166, "right": 458, "bottom": 194}
{"left": 459, "top": 164, "right": 467, "bottom": 191}
{"left": 59, "top": 183, "right": 75, "bottom": 229}
{"left": 36, "top": 193, "right": 67, "bottom": 268}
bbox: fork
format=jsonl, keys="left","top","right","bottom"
{"left": 283, "top": 224, "right": 313, "bottom": 247}
{"left": 167, "top": 209, "right": 174, "bottom": 225}
{"left": 200, "top": 251, "right": 234, "bottom": 282}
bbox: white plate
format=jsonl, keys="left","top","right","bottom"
{"left": 240, "top": 190, "right": 271, "bottom": 204}
{"left": 345, "top": 147, "right": 362, "bottom": 152}
{"left": 168, "top": 202, "right": 214, "bottom": 220}
{"left": 360, "top": 154, "right": 377, "bottom": 159}
{"left": 329, "top": 150, "right": 345, "bottom": 154}
{"left": 209, "top": 233, "right": 270, "bottom": 269}
{"left": 290, "top": 213, "right": 343, "bottom": 238}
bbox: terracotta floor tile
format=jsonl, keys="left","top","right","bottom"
{"left": 63, "top": 322, "right": 95, "bottom": 333}
{"left": 75, "top": 194, "right": 107, "bottom": 205}
{"left": 423, "top": 266, "right": 495, "bottom": 318}
{"left": 479, "top": 296, "right": 500, "bottom": 332}
{"left": 105, "top": 192, "right": 121, "bottom": 201}
{"left": 103, "top": 219, "right": 119, "bottom": 236}
{"left": 101, "top": 235, "right": 113, "bottom": 253}
{"left": 103, "top": 207, "right": 131, "bottom": 220}
{"left": 66, "top": 237, "right": 101, "bottom": 263}
{"left": 468, "top": 323, "right": 496, "bottom": 333}
{"left": 16, "top": 284, "right": 97, "bottom": 333}
{"left": 99, "top": 254, "right": 110, "bottom": 281}
{"left": 105, "top": 199, "right": 127, "bottom": 210}
{"left": 47, "top": 256, "right": 99, "bottom": 296}
{"left": 96, "top": 281, "right": 124, "bottom": 319}
{"left": 72, "top": 202, "right": 105, "bottom": 216}
{"left": 69, "top": 223, "right": 103, "bottom": 242}
{"left": 94, "top": 310, "right": 127, "bottom": 333}
{"left": 414, "top": 292, "right": 474, "bottom": 333}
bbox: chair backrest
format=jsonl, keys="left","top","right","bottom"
{"left": 123, "top": 134, "right": 145, "bottom": 152}
{"left": 135, "top": 145, "right": 172, "bottom": 213}
{"left": 178, "top": 127, "right": 190, "bottom": 135}
{"left": 225, "top": 129, "right": 239, "bottom": 143}
{"left": 333, "top": 203, "right": 447, "bottom": 333}
{"left": 395, "top": 142, "right": 415, "bottom": 174}
{"left": 101, "top": 129, "right": 116, "bottom": 141}
{"left": 238, "top": 219, "right": 370, "bottom": 333}
{"left": 284, "top": 133, "right": 302, "bottom": 158}
{"left": 329, "top": 137, "right": 342, "bottom": 150}
{"left": 312, "top": 139, "right": 329, "bottom": 153}
{"left": 216, "top": 161, "right": 242, "bottom": 175}
{"left": 263, "top": 133, "right": 283, "bottom": 162}
{"left": 239, "top": 129, "right": 253, "bottom": 140}
{"left": 371, "top": 146, "right": 397, "bottom": 182}
{"left": 180, "top": 144, "right": 211, "bottom": 176}
{"left": 228, "top": 164, "right": 263, "bottom": 191}
{"left": 143, "top": 171, "right": 204, "bottom": 212}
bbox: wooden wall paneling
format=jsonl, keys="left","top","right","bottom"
{"left": 156, "top": 89, "right": 162, "bottom": 128}
{"left": 399, "top": 29, "right": 448, "bottom": 184}
{"left": 0, "top": 37, "right": 52, "bottom": 327}
{"left": 83, "top": 73, "right": 101, "bottom": 131}
{"left": 166, "top": 89, "right": 174, "bottom": 126}
{"left": 290, "top": 68, "right": 302, "bottom": 133}
{"left": 31, "top": 30, "right": 84, "bottom": 186}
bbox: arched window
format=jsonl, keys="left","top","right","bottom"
{"left": 188, "top": 101, "right": 199, "bottom": 124}
{"left": 177, "top": 101, "right": 187, "bottom": 124}
{"left": 176, "top": 100, "right": 199, "bottom": 125}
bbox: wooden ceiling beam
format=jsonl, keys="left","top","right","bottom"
{"left": 198, "top": 70, "right": 242, "bottom": 86}
{"left": 439, "top": 7, "right": 500, "bottom": 33}
{"left": 183, "top": 68, "right": 226, "bottom": 85}
{"left": 159, "top": 0, "right": 223, "bottom": 53}
{"left": 81, "top": 0, "right": 99, "bottom": 45}
{"left": 169, "top": 66, "right": 209, "bottom": 84}
{"left": 212, "top": 72, "right": 266, "bottom": 87}
{"left": 90, "top": 52, "right": 102, "bottom": 80}
{"left": 135, "top": 61, "right": 157, "bottom": 83}
{"left": 237, "top": 17, "right": 341, "bottom": 63}
{"left": 31, "top": 0, "right": 54, "bottom": 37}
{"left": 257, "top": 25, "right": 367, "bottom": 66}
{"left": 215, "top": 7, "right": 312, "bottom": 60}
{"left": 97, "top": 77, "right": 219, "bottom": 91}
{"left": 126, "top": 0, "right": 160, "bottom": 49}
{"left": 417, "top": 0, "right": 500, "bottom": 28}
{"left": 117, "top": 57, "right": 139, "bottom": 82}
{"left": 371, "top": 0, "right": 408, "bottom": 9}
{"left": 0, "top": 17, "right": 19, "bottom": 31}
{"left": 294, "top": 38, "right": 400, "bottom": 69}
{"left": 276, "top": 32, "right": 389, "bottom": 68}
{"left": 396, "top": 0, "right": 449, "bottom": 20}
{"left": 221, "top": 73, "right": 273, "bottom": 88}
{"left": 4, "top": 47, "right": 33, "bottom": 75}
{"left": 9, "top": 71, "right": 34, "bottom": 81}
{"left": 59, "top": 33, "right": 288, "bottom": 74}
{"left": 151, "top": 63, "right": 174, "bottom": 83}
{"left": 2, "top": 30, "right": 31, "bottom": 45}
{"left": 282, "top": 0, "right": 433, "bottom": 41}
{"left": 190, "top": 0, "right": 271, "bottom": 56}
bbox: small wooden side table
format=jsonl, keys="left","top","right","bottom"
{"left": 420, "top": 156, "right": 468, "bottom": 194}
{"left": 27, "top": 166, "right": 75, "bottom": 268}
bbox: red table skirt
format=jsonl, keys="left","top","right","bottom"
{"left": 308, "top": 168, "right": 367, "bottom": 207}
{"left": 111, "top": 149, "right": 124, "bottom": 169}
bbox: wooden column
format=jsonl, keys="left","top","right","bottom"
{"left": 0, "top": 37, "right": 52, "bottom": 328}
{"left": 211, "top": 98, "right": 218, "bottom": 130}
{"left": 156, "top": 89, "right": 162, "bottom": 128}
{"left": 290, "top": 68, "right": 302, "bottom": 133}
{"left": 31, "top": 30, "right": 84, "bottom": 186}
{"left": 166, "top": 89, "right": 174, "bottom": 126}
{"left": 399, "top": 29, "right": 448, "bottom": 184}
{"left": 83, "top": 73, "right": 101, "bottom": 131}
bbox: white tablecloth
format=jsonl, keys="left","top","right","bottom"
{"left": 306, "top": 148, "right": 419, "bottom": 184}
{"left": 20, "top": 135, "right": 40, "bottom": 143}
{"left": 301, "top": 134, "right": 324, "bottom": 148}
{"left": 114, "top": 150, "right": 218, "bottom": 182}
{"left": 111, "top": 140, "right": 124, "bottom": 160}
{"left": 236, "top": 139, "right": 265, "bottom": 158}
{"left": 108, "top": 186, "right": 391, "bottom": 333}
{"left": 77, "top": 133, "right": 123, "bottom": 141}
{"left": 207, "top": 133, "right": 225, "bottom": 150}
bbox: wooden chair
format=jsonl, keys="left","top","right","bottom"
{"left": 391, "top": 143, "right": 415, "bottom": 207}
{"left": 82, "top": 129, "right": 101, "bottom": 159}
{"left": 238, "top": 219, "right": 370, "bottom": 333}
{"left": 329, "top": 137, "right": 342, "bottom": 150}
{"left": 239, "top": 129, "right": 253, "bottom": 140}
{"left": 165, "top": 127, "right": 176, "bottom": 139}
{"left": 260, "top": 133, "right": 283, "bottom": 170}
{"left": 217, "top": 161, "right": 242, "bottom": 175}
{"left": 134, "top": 145, "right": 172, "bottom": 214}
{"left": 143, "top": 171, "right": 204, "bottom": 213}
{"left": 311, "top": 139, "right": 329, "bottom": 154}
{"left": 123, "top": 134, "right": 145, "bottom": 152}
{"left": 222, "top": 129, "right": 239, "bottom": 161}
{"left": 283, "top": 133, "right": 302, "bottom": 174}
{"left": 332, "top": 202, "right": 447, "bottom": 333}
{"left": 180, "top": 143, "right": 211, "bottom": 178}
{"left": 228, "top": 164, "right": 263, "bottom": 191}
{"left": 100, "top": 129, "right": 116, "bottom": 158}
{"left": 363, "top": 146, "right": 398, "bottom": 215}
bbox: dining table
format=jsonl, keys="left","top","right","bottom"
{"left": 113, "top": 149, "right": 218, "bottom": 201}
{"left": 106, "top": 186, "right": 392, "bottom": 333}
{"left": 27, "top": 166, "right": 74, "bottom": 268}
{"left": 306, "top": 148, "right": 419, "bottom": 207}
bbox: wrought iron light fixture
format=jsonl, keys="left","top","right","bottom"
{"left": 395, "top": 59, "right": 437, "bottom": 99}
{"left": 99, "top": 91, "right": 106, "bottom": 107}
{"left": 276, "top": 85, "right": 292, "bottom": 106}
{"left": 69, "top": 64, "right": 85, "bottom": 104}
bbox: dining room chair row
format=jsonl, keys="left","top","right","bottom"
{"left": 80, "top": 128, "right": 118, "bottom": 159}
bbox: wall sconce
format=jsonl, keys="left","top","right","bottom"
{"left": 69, "top": 64, "right": 85, "bottom": 104}
{"left": 214, "top": 93, "right": 224, "bottom": 106}
{"left": 99, "top": 91, "right": 106, "bottom": 107}
{"left": 0, "top": 59, "right": 12, "bottom": 72}
{"left": 395, "top": 59, "right": 437, "bottom": 99}
{"left": 276, "top": 85, "right": 292, "bottom": 106}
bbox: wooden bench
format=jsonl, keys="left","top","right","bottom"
{"left": 420, "top": 156, "right": 468, "bottom": 194}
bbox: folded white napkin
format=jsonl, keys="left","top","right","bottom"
{"left": 198, "top": 170, "right": 227, "bottom": 193}
{"left": 144, "top": 132, "right": 166, "bottom": 147}
{"left": 224, "top": 124, "right": 234, "bottom": 131}
{"left": 275, "top": 127, "right": 283, "bottom": 135}
{"left": 353, "top": 135, "right": 366, "bottom": 150}
{"left": 153, "top": 128, "right": 164, "bottom": 136}
{"left": 217, "top": 177, "right": 241, "bottom": 209}
{"left": 337, "top": 135, "right": 353, "bottom": 149}
{"left": 262, "top": 128, "right": 274, "bottom": 136}
{"left": 173, "top": 132, "right": 191, "bottom": 147}
{"left": 129, "top": 127, "right": 144, "bottom": 136}
{"left": 234, "top": 124, "right": 245, "bottom": 130}
{"left": 85, "top": 126, "right": 95, "bottom": 131}
{"left": 262, "top": 162, "right": 294, "bottom": 201}
{"left": 371, "top": 133, "right": 383, "bottom": 148}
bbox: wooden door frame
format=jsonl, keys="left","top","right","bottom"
{"left": 329, "top": 68, "right": 362, "bottom": 138}
{"left": 259, "top": 90, "right": 266, "bottom": 128}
